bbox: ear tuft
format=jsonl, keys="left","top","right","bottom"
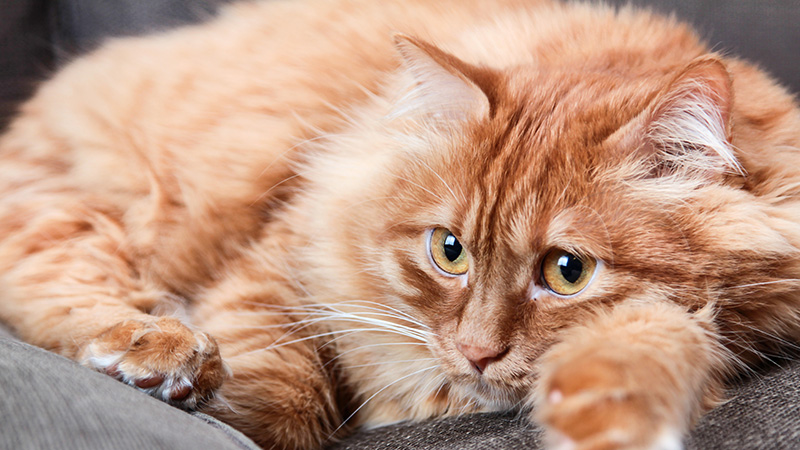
{"left": 390, "top": 34, "right": 491, "bottom": 125}
{"left": 646, "top": 57, "right": 743, "bottom": 177}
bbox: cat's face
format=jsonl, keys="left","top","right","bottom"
{"left": 362, "top": 75, "right": 665, "bottom": 408}
{"left": 311, "top": 37, "right": 747, "bottom": 413}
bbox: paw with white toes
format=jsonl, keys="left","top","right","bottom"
{"left": 80, "top": 317, "right": 228, "bottom": 409}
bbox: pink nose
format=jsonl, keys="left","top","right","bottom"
{"left": 456, "top": 342, "right": 506, "bottom": 374}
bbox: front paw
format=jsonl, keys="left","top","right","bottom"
{"left": 534, "top": 351, "right": 685, "bottom": 450}
{"left": 79, "top": 317, "right": 228, "bottom": 409}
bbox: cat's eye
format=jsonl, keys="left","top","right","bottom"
{"left": 541, "top": 249, "right": 597, "bottom": 296}
{"left": 428, "top": 227, "right": 469, "bottom": 276}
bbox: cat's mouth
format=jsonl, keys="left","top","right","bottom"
{"left": 430, "top": 341, "right": 533, "bottom": 409}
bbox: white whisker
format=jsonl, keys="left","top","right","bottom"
{"left": 317, "top": 330, "right": 362, "bottom": 351}
{"left": 342, "top": 357, "right": 438, "bottom": 370}
{"left": 266, "top": 326, "right": 426, "bottom": 351}
{"left": 392, "top": 175, "right": 445, "bottom": 203}
{"left": 729, "top": 279, "right": 800, "bottom": 290}
{"left": 329, "top": 365, "right": 440, "bottom": 438}
{"left": 235, "top": 302, "right": 432, "bottom": 342}
{"left": 432, "top": 375, "right": 449, "bottom": 400}
{"left": 323, "top": 342, "right": 430, "bottom": 368}
{"left": 255, "top": 133, "right": 336, "bottom": 181}
{"left": 337, "top": 300, "right": 432, "bottom": 330}
{"left": 727, "top": 321, "right": 800, "bottom": 352}
{"left": 250, "top": 171, "right": 305, "bottom": 206}
{"left": 413, "top": 158, "right": 463, "bottom": 204}
{"left": 413, "top": 370, "right": 448, "bottom": 400}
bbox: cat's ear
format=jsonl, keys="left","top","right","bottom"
{"left": 390, "top": 34, "right": 491, "bottom": 125}
{"left": 613, "top": 57, "right": 742, "bottom": 178}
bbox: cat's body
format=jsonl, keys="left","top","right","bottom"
{"left": 1, "top": 0, "right": 800, "bottom": 449}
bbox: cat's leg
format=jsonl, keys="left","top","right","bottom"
{"left": 0, "top": 164, "right": 227, "bottom": 408}
{"left": 190, "top": 239, "right": 343, "bottom": 450}
{"left": 533, "top": 301, "right": 725, "bottom": 450}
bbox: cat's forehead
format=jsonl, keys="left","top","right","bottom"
{"left": 440, "top": 71, "right": 660, "bottom": 251}
{"left": 501, "top": 69, "right": 656, "bottom": 149}
{"left": 388, "top": 68, "right": 671, "bottom": 257}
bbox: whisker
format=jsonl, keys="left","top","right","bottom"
{"left": 510, "top": 396, "right": 528, "bottom": 412}
{"left": 317, "top": 330, "right": 362, "bottom": 351}
{"left": 266, "top": 327, "right": 426, "bottom": 351}
{"left": 342, "top": 357, "right": 438, "bottom": 370}
{"left": 255, "top": 133, "right": 335, "bottom": 181}
{"left": 328, "top": 365, "right": 440, "bottom": 438}
{"left": 323, "top": 342, "right": 430, "bottom": 368}
{"left": 413, "top": 369, "right": 448, "bottom": 400}
{"left": 457, "top": 397, "right": 479, "bottom": 415}
{"left": 235, "top": 300, "right": 432, "bottom": 337}
{"left": 432, "top": 375, "right": 449, "bottom": 401}
{"left": 726, "top": 321, "right": 800, "bottom": 352}
{"left": 230, "top": 328, "right": 429, "bottom": 361}
{"left": 392, "top": 175, "right": 445, "bottom": 203}
{"left": 413, "top": 158, "right": 463, "bottom": 204}
{"left": 233, "top": 302, "right": 431, "bottom": 342}
{"left": 250, "top": 171, "right": 305, "bottom": 206}
{"left": 336, "top": 300, "right": 432, "bottom": 329}
{"left": 729, "top": 279, "right": 800, "bottom": 290}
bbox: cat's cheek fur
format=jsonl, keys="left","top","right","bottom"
{"left": 531, "top": 301, "right": 724, "bottom": 450}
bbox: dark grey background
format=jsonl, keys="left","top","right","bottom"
{"left": 606, "top": 0, "right": 800, "bottom": 94}
{"left": 0, "top": 0, "right": 232, "bottom": 130}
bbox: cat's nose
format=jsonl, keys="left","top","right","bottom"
{"left": 456, "top": 342, "right": 506, "bottom": 374}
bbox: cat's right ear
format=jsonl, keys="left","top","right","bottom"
{"left": 389, "top": 34, "right": 492, "bottom": 126}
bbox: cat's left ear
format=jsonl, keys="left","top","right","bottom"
{"left": 390, "top": 34, "right": 492, "bottom": 125}
{"left": 613, "top": 56, "right": 743, "bottom": 178}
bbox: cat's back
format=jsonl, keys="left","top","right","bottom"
{"left": 2, "top": 0, "right": 797, "bottom": 209}
{"left": 0, "top": 0, "right": 554, "bottom": 196}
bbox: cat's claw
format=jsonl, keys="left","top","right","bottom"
{"left": 80, "top": 317, "right": 228, "bottom": 409}
{"left": 105, "top": 364, "right": 195, "bottom": 402}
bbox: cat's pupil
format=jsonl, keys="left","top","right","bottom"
{"left": 557, "top": 254, "right": 583, "bottom": 284}
{"left": 443, "top": 234, "right": 462, "bottom": 262}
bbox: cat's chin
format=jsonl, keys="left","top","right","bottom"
{"left": 455, "top": 378, "right": 526, "bottom": 411}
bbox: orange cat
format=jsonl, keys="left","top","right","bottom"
{"left": 1, "top": 0, "right": 799, "bottom": 449}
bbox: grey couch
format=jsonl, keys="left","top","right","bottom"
{"left": 1, "top": 1, "right": 799, "bottom": 449}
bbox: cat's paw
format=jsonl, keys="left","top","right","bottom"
{"left": 79, "top": 317, "right": 227, "bottom": 409}
{"left": 534, "top": 352, "right": 685, "bottom": 450}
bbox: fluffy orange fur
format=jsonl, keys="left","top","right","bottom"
{"left": 1, "top": 0, "right": 800, "bottom": 449}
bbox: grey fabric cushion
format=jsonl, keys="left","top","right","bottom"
{"left": 0, "top": 321, "right": 15, "bottom": 340}
{"left": 332, "top": 411, "right": 542, "bottom": 449}
{"left": 686, "top": 358, "right": 800, "bottom": 448}
{"left": 0, "top": 336, "right": 260, "bottom": 450}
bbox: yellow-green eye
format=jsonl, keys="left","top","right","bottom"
{"left": 541, "top": 249, "right": 597, "bottom": 296}
{"left": 429, "top": 227, "right": 469, "bottom": 276}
